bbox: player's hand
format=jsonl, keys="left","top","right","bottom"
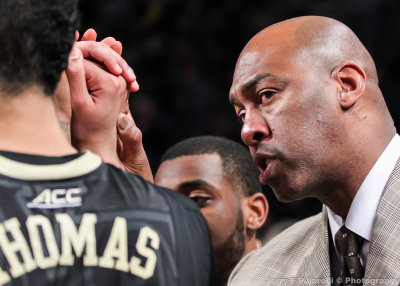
{"left": 117, "top": 112, "right": 154, "bottom": 183}
{"left": 75, "top": 29, "right": 139, "bottom": 92}
{"left": 66, "top": 47, "right": 128, "bottom": 168}
{"left": 53, "top": 29, "right": 123, "bottom": 144}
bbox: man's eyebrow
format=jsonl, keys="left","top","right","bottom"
{"left": 229, "top": 73, "right": 274, "bottom": 105}
{"left": 243, "top": 73, "right": 274, "bottom": 93}
{"left": 229, "top": 94, "right": 240, "bottom": 105}
{"left": 177, "top": 179, "right": 213, "bottom": 194}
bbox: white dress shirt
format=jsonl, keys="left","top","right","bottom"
{"left": 328, "top": 133, "right": 400, "bottom": 267}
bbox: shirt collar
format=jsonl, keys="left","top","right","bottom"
{"left": 0, "top": 150, "right": 102, "bottom": 180}
{"left": 328, "top": 133, "right": 400, "bottom": 241}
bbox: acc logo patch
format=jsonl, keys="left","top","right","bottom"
{"left": 27, "top": 188, "right": 82, "bottom": 209}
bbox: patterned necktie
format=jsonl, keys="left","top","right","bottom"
{"left": 334, "top": 225, "right": 364, "bottom": 286}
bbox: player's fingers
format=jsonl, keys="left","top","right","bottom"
{"left": 117, "top": 113, "right": 153, "bottom": 182}
{"left": 126, "top": 111, "right": 137, "bottom": 126}
{"left": 75, "top": 31, "right": 79, "bottom": 42}
{"left": 102, "top": 37, "right": 123, "bottom": 55}
{"left": 117, "top": 113, "right": 141, "bottom": 145}
{"left": 117, "top": 57, "right": 137, "bottom": 86}
{"left": 66, "top": 47, "right": 92, "bottom": 110}
{"left": 75, "top": 41, "right": 137, "bottom": 82}
{"left": 75, "top": 41, "right": 121, "bottom": 73}
{"left": 111, "top": 41, "right": 123, "bottom": 55}
{"left": 83, "top": 59, "right": 112, "bottom": 91}
{"left": 98, "top": 38, "right": 136, "bottom": 90}
{"left": 101, "top": 37, "right": 117, "bottom": 46}
{"left": 81, "top": 28, "right": 97, "bottom": 41}
{"left": 99, "top": 38, "right": 136, "bottom": 87}
{"left": 129, "top": 81, "right": 140, "bottom": 92}
{"left": 76, "top": 41, "right": 137, "bottom": 85}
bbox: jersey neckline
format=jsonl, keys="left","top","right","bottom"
{"left": 0, "top": 150, "right": 102, "bottom": 180}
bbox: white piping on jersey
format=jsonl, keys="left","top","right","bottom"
{"left": 0, "top": 151, "right": 102, "bottom": 180}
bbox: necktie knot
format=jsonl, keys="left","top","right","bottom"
{"left": 335, "top": 226, "right": 363, "bottom": 257}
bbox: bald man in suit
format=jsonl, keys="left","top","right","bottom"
{"left": 228, "top": 16, "right": 400, "bottom": 285}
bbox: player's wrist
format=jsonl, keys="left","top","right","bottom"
{"left": 74, "top": 130, "right": 123, "bottom": 168}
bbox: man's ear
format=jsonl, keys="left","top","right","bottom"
{"left": 332, "top": 60, "right": 366, "bottom": 109}
{"left": 242, "top": 193, "right": 269, "bottom": 231}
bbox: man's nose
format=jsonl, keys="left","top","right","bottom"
{"left": 241, "top": 112, "right": 270, "bottom": 147}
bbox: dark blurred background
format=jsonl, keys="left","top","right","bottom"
{"left": 80, "top": 0, "right": 400, "bottom": 238}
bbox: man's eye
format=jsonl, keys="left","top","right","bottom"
{"left": 189, "top": 196, "right": 210, "bottom": 208}
{"left": 237, "top": 111, "right": 245, "bottom": 125}
{"left": 259, "top": 90, "right": 276, "bottom": 104}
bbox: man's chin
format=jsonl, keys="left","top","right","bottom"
{"left": 271, "top": 184, "right": 306, "bottom": 203}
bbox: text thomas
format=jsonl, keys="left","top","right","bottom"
{"left": 0, "top": 213, "right": 160, "bottom": 285}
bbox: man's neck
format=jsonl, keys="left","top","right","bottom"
{"left": 319, "top": 131, "right": 396, "bottom": 218}
{"left": 321, "top": 188, "right": 355, "bottom": 219}
{"left": 0, "top": 88, "right": 76, "bottom": 156}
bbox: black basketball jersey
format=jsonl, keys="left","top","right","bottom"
{"left": 0, "top": 150, "right": 214, "bottom": 285}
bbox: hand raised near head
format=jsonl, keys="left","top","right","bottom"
{"left": 66, "top": 47, "right": 128, "bottom": 169}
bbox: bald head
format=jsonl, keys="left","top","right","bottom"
{"left": 243, "top": 17, "right": 377, "bottom": 83}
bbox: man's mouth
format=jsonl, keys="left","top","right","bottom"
{"left": 254, "top": 153, "right": 275, "bottom": 184}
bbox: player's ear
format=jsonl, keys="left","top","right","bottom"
{"left": 242, "top": 193, "right": 268, "bottom": 231}
{"left": 332, "top": 60, "right": 366, "bottom": 110}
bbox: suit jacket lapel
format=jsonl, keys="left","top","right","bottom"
{"left": 365, "top": 158, "right": 400, "bottom": 284}
{"left": 299, "top": 158, "right": 400, "bottom": 286}
{"left": 301, "top": 206, "right": 332, "bottom": 286}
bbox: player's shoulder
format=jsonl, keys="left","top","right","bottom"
{"left": 229, "top": 212, "right": 325, "bottom": 285}
{"left": 104, "top": 166, "right": 213, "bottom": 285}
{"left": 103, "top": 163, "right": 201, "bottom": 212}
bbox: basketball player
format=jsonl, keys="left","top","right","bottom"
{"left": 155, "top": 136, "right": 268, "bottom": 286}
{"left": 0, "top": 1, "right": 213, "bottom": 285}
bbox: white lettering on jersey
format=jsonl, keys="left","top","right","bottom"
{"left": 0, "top": 214, "right": 160, "bottom": 284}
{"left": 26, "top": 188, "right": 82, "bottom": 209}
{"left": 56, "top": 213, "right": 98, "bottom": 266}
{"left": 99, "top": 217, "right": 129, "bottom": 272}
{"left": 130, "top": 226, "right": 160, "bottom": 279}
{"left": 26, "top": 215, "right": 59, "bottom": 269}
{"left": 0, "top": 218, "right": 37, "bottom": 278}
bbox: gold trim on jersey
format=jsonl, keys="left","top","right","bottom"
{"left": 0, "top": 151, "right": 102, "bottom": 180}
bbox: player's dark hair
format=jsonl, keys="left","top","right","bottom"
{"left": 0, "top": 0, "right": 80, "bottom": 95}
{"left": 160, "top": 136, "right": 262, "bottom": 196}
